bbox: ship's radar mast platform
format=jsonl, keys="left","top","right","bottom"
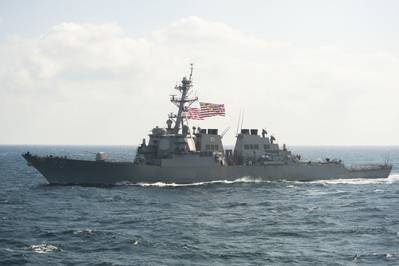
{"left": 169, "top": 64, "right": 198, "bottom": 134}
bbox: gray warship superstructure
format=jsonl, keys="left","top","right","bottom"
{"left": 23, "top": 66, "right": 392, "bottom": 185}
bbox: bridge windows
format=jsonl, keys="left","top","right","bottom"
{"left": 244, "top": 144, "right": 259, "bottom": 150}
{"left": 205, "top": 144, "right": 219, "bottom": 151}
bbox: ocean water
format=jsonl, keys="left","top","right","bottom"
{"left": 1, "top": 145, "right": 399, "bottom": 265}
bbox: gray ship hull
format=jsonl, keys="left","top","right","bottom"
{"left": 23, "top": 154, "right": 392, "bottom": 185}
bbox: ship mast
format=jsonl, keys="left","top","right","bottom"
{"left": 170, "top": 64, "right": 198, "bottom": 134}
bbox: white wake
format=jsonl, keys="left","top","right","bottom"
{"left": 308, "top": 174, "right": 399, "bottom": 185}
{"left": 118, "top": 176, "right": 264, "bottom": 187}
{"left": 116, "top": 174, "right": 399, "bottom": 187}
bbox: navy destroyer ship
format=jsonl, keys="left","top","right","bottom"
{"left": 23, "top": 65, "right": 392, "bottom": 185}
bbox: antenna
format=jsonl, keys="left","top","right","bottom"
{"left": 189, "top": 63, "right": 194, "bottom": 81}
{"left": 236, "top": 110, "right": 241, "bottom": 136}
{"left": 240, "top": 110, "right": 245, "bottom": 131}
{"left": 221, "top": 126, "right": 231, "bottom": 138}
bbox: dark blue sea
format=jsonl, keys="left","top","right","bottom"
{"left": 1, "top": 145, "right": 399, "bottom": 265}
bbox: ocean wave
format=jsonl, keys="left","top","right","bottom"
{"left": 305, "top": 189, "right": 349, "bottom": 196}
{"left": 25, "top": 243, "right": 59, "bottom": 253}
{"left": 352, "top": 252, "right": 399, "bottom": 261}
{"left": 73, "top": 229, "right": 95, "bottom": 235}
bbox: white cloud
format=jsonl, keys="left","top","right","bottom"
{"left": 0, "top": 17, "right": 398, "bottom": 145}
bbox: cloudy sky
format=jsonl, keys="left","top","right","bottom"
{"left": 1, "top": 0, "right": 398, "bottom": 145}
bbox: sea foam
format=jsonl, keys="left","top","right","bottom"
{"left": 25, "top": 243, "right": 59, "bottom": 253}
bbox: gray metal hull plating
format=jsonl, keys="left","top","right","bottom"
{"left": 24, "top": 156, "right": 392, "bottom": 185}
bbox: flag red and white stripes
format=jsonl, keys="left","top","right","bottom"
{"left": 199, "top": 102, "right": 225, "bottom": 117}
{"left": 183, "top": 107, "right": 204, "bottom": 120}
{"left": 183, "top": 102, "right": 225, "bottom": 120}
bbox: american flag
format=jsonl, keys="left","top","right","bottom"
{"left": 183, "top": 107, "right": 204, "bottom": 120}
{"left": 199, "top": 102, "right": 225, "bottom": 117}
